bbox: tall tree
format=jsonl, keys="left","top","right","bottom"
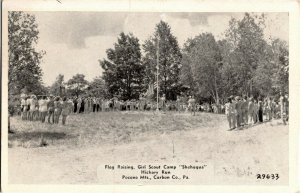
{"left": 66, "top": 74, "right": 88, "bottom": 97}
{"left": 224, "top": 13, "right": 267, "bottom": 96}
{"left": 269, "top": 38, "right": 289, "bottom": 94}
{"left": 87, "top": 77, "right": 108, "bottom": 98}
{"left": 49, "top": 74, "right": 65, "bottom": 96}
{"left": 8, "top": 11, "right": 45, "bottom": 97}
{"left": 143, "top": 21, "right": 182, "bottom": 100}
{"left": 100, "top": 32, "right": 144, "bottom": 100}
{"left": 217, "top": 39, "right": 240, "bottom": 97}
{"left": 181, "top": 33, "right": 223, "bottom": 104}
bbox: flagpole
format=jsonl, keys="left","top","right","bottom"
{"left": 156, "top": 36, "right": 160, "bottom": 112}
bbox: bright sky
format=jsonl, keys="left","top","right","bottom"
{"left": 32, "top": 12, "right": 288, "bottom": 86}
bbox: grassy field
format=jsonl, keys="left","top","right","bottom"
{"left": 8, "top": 111, "right": 288, "bottom": 184}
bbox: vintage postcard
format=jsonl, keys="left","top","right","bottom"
{"left": 1, "top": 0, "right": 300, "bottom": 193}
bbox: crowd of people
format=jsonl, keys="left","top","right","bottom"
{"left": 69, "top": 94, "right": 211, "bottom": 115}
{"left": 224, "top": 92, "right": 289, "bottom": 130}
{"left": 20, "top": 94, "right": 73, "bottom": 125}
{"left": 17, "top": 92, "right": 289, "bottom": 128}
{"left": 16, "top": 93, "right": 201, "bottom": 125}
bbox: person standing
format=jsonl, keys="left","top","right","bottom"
{"left": 188, "top": 96, "right": 196, "bottom": 116}
{"left": 78, "top": 97, "right": 82, "bottom": 113}
{"left": 28, "top": 95, "right": 37, "bottom": 121}
{"left": 37, "top": 96, "right": 41, "bottom": 121}
{"left": 67, "top": 97, "right": 74, "bottom": 113}
{"left": 248, "top": 97, "right": 255, "bottom": 124}
{"left": 285, "top": 94, "right": 289, "bottom": 123}
{"left": 37, "top": 96, "right": 43, "bottom": 121}
{"left": 86, "top": 97, "right": 90, "bottom": 113}
{"left": 115, "top": 98, "right": 120, "bottom": 111}
{"left": 34, "top": 96, "right": 40, "bottom": 121}
{"left": 231, "top": 96, "right": 237, "bottom": 129}
{"left": 176, "top": 96, "right": 181, "bottom": 113}
{"left": 253, "top": 99, "right": 259, "bottom": 124}
{"left": 258, "top": 97, "right": 264, "bottom": 123}
{"left": 26, "top": 95, "right": 32, "bottom": 121}
{"left": 225, "top": 97, "right": 233, "bottom": 130}
{"left": 274, "top": 101, "right": 280, "bottom": 119}
{"left": 242, "top": 96, "right": 249, "bottom": 125}
{"left": 39, "top": 96, "right": 48, "bottom": 123}
{"left": 139, "top": 95, "right": 144, "bottom": 111}
{"left": 161, "top": 94, "right": 166, "bottom": 112}
{"left": 263, "top": 98, "right": 269, "bottom": 121}
{"left": 96, "top": 97, "right": 100, "bottom": 112}
{"left": 87, "top": 97, "right": 92, "bottom": 113}
{"left": 188, "top": 96, "right": 192, "bottom": 114}
{"left": 235, "top": 96, "right": 242, "bottom": 127}
{"left": 99, "top": 99, "right": 103, "bottom": 112}
{"left": 89, "top": 97, "right": 93, "bottom": 112}
{"left": 92, "top": 97, "right": 96, "bottom": 112}
{"left": 61, "top": 97, "right": 71, "bottom": 125}
{"left": 267, "top": 97, "right": 273, "bottom": 121}
{"left": 279, "top": 92, "right": 288, "bottom": 124}
{"left": 81, "top": 97, "right": 85, "bottom": 113}
{"left": 239, "top": 97, "right": 245, "bottom": 126}
{"left": 112, "top": 98, "right": 117, "bottom": 111}
{"left": 73, "top": 97, "right": 78, "bottom": 113}
{"left": 47, "top": 95, "right": 55, "bottom": 124}
{"left": 20, "top": 94, "right": 27, "bottom": 120}
{"left": 25, "top": 96, "right": 31, "bottom": 120}
{"left": 180, "top": 95, "right": 187, "bottom": 112}
{"left": 129, "top": 99, "right": 134, "bottom": 111}
{"left": 54, "top": 97, "right": 62, "bottom": 124}
{"left": 102, "top": 99, "right": 106, "bottom": 111}
{"left": 271, "top": 97, "right": 276, "bottom": 119}
{"left": 125, "top": 100, "right": 129, "bottom": 111}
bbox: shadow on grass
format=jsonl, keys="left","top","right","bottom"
{"left": 8, "top": 131, "right": 73, "bottom": 142}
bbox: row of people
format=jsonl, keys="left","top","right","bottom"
{"left": 224, "top": 93, "right": 289, "bottom": 130}
{"left": 19, "top": 94, "right": 201, "bottom": 118}
{"left": 71, "top": 94, "right": 195, "bottom": 113}
{"left": 19, "top": 93, "right": 289, "bottom": 128}
{"left": 21, "top": 95, "right": 72, "bottom": 125}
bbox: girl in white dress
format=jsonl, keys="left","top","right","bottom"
{"left": 39, "top": 96, "right": 48, "bottom": 123}
{"left": 225, "top": 97, "right": 233, "bottom": 129}
{"left": 28, "top": 95, "right": 37, "bottom": 121}
{"left": 61, "top": 97, "right": 71, "bottom": 125}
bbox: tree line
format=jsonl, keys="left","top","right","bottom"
{"left": 8, "top": 12, "right": 289, "bottom": 107}
{"left": 100, "top": 13, "right": 288, "bottom": 103}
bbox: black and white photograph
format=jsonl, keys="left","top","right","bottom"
{"left": 2, "top": 0, "right": 298, "bottom": 191}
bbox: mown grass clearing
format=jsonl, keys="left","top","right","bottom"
{"left": 8, "top": 112, "right": 288, "bottom": 184}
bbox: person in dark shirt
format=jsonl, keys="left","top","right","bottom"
{"left": 47, "top": 95, "right": 55, "bottom": 124}
{"left": 235, "top": 96, "right": 243, "bottom": 127}
{"left": 79, "top": 97, "right": 85, "bottom": 113}
{"left": 73, "top": 97, "right": 78, "bottom": 113}
{"left": 54, "top": 97, "right": 62, "bottom": 124}
{"left": 258, "top": 97, "right": 264, "bottom": 123}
